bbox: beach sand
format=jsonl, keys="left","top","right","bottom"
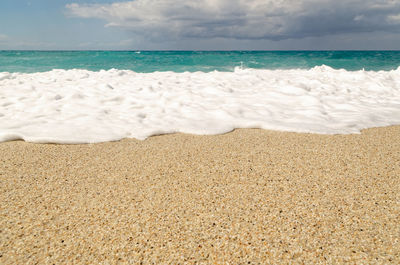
{"left": 1, "top": 126, "right": 399, "bottom": 264}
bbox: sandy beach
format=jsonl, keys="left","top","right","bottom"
{"left": 1, "top": 126, "right": 399, "bottom": 264}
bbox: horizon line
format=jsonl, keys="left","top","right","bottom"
{"left": 1, "top": 49, "right": 400, "bottom": 52}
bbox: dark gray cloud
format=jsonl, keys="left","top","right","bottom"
{"left": 66, "top": 0, "right": 400, "bottom": 41}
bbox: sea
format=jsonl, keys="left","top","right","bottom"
{"left": 1, "top": 50, "right": 400, "bottom": 73}
{"left": 0, "top": 51, "right": 399, "bottom": 143}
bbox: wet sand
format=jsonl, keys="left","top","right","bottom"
{"left": 1, "top": 126, "right": 399, "bottom": 264}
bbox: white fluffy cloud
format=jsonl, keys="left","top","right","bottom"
{"left": 66, "top": 0, "right": 400, "bottom": 40}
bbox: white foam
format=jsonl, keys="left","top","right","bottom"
{"left": 0, "top": 66, "right": 399, "bottom": 144}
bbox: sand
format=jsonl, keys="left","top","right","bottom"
{"left": 1, "top": 126, "right": 399, "bottom": 264}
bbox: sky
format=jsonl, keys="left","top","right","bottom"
{"left": 0, "top": 0, "right": 400, "bottom": 50}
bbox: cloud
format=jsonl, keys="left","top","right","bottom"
{"left": 66, "top": 0, "right": 400, "bottom": 41}
{"left": 0, "top": 34, "right": 8, "bottom": 41}
{"left": 387, "top": 13, "right": 400, "bottom": 24}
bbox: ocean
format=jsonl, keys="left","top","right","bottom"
{"left": 1, "top": 51, "right": 400, "bottom": 73}
{"left": 0, "top": 51, "right": 400, "bottom": 143}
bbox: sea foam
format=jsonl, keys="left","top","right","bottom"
{"left": 0, "top": 66, "right": 399, "bottom": 144}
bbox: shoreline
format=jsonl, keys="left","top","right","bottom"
{"left": 1, "top": 126, "right": 399, "bottom": 263}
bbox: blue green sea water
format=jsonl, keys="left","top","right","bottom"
{"left": 0, "top": 51, "right": 399, "bottom": 73}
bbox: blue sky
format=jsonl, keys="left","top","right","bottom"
{"left": 1, "top": 0, "right": 400, "bottom": 50}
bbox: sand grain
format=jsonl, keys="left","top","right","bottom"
{"left": 1, "top": 127, "right": 400, "bottom": 264}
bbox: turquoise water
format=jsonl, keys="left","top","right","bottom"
{"left": 0, "top": 51, "right": 399, "bottom": 73}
